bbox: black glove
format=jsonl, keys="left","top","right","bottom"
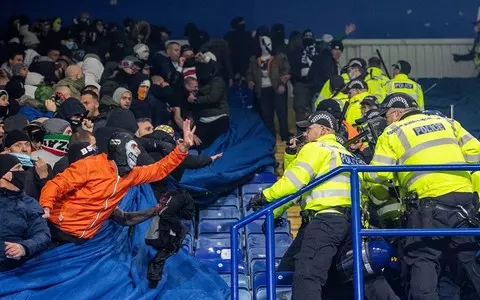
{"left": 388, "top": 186, "right": 400, "bottom": 198}
{"left": 246, "top": 193, "right": 269, "bottom": 211}
{"left": 453, "top": 54, "right": 461, "bottom": 62}
{"left": 262, "top": 217, "right": 286, "bottom": 234}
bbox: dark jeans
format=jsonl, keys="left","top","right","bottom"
{"left": 293, "top": 81, "right": 312, "bottom": 129}
{"left": 259, "top": 87, "right": 290, "bottom": 141}
{"left": 403, "top": 192, "right": 480, "bottom": 300}
{"left": 195, "top": 115, "right": 230, "bottom": 150}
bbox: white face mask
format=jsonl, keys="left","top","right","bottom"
{"left": 260, "top": 36, "right": 272, "bottom": 56}
{"left": 125, "top": 140, "right": 141, "bottom": 168}
{"left": 138, "top": 50, "right": 149, "bottom": 61}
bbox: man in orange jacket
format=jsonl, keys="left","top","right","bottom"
{"left": 40, "top": 120, "right": 195, "bottom": 243}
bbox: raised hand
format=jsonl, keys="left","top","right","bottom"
{"left": 179, "top": 119, "right": 196, "bottom": 152}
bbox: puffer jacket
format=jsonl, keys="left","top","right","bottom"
{"left": 39, "top": 148, "right": 187, "bottom": 239}
{"left": 0, "top": 189, "right": 51, "bottom": 271}
{"left": 246, "top": 53, "right": 290, "bottom": 98}
{"left": 194, "top": 76, "right": 229, "bottom": 118}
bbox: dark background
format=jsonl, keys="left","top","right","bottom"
{"left": 2, "top": 0, "right": 479, "bottom": 38}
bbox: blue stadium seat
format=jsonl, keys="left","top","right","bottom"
{"left": 246, "top": 233, "right": 292, "bottom": 248}
{"left": 245, "top": 219, "right": 290, "bottom": 236}
{"left": 210, "top": 194, "right": 239, "bottom": 208}
{"left": 182, "top": 234, "right": 193, "bottom": 254}
{"left": 250, "top": 259, "right": 281, "bottom": 277}
{"left": 238, "top": 288, "right": 252, "bottom": 300}
{"left": 199, "top": 207, "right": 241, "bottom": 220}
{"left": 198, "top": 219, "right": 239, "bottom": 234}
{"left": 197, "top": 233, "right": 240, "bottom": 248}
{"left": 181, "top": 219, "right": 195, "bottom": 235}
{"left": 200, "top": 259, "right": 246, "bottom": 274}
{"left": 195, "top": 247, "right": 243, "bottom": 261}
{"left": 253, "top": 272, "right": 294, "bottom": 299}
{"left": 241, "top": 184, "right": 273, "bottom": 196}
{"left": 262, "top": 166, "right": 275, "bottom": 174}
{"left": 221, "top": 274, "right": 250, "bottom": 289}
{"left": 249, "top": 173, "right": 277, "bottom": 184}
{"left": 247, "top": 247, "right": 289, "bottom": 263}
{"left": 255, "top": 287, "right": 292, "bottom": 300}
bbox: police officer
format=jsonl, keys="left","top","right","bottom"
{"left": 347, "top": 58, "right": 385, "bottom": 101}
{"left": 364, "top": 92, "right": 480, "bottom": 299}
{"left": 345, "top": 79, "right": 371, "bottom": 126}
{"left": 247, "top": 111, "right": 359, "bottom": 299}
{"left": 383, "top": 61, "right": 424, "bottom": 109}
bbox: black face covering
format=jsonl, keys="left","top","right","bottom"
{"left": 6, "top": 170, "right": 27, "bottom": 191}
{"left": 69, "top": 119, "right": 83, "bottom": 132}
{"left": 302, "top": 38, "right": 314, "bottom": 47}
{"left": 107, "top": 131, "right": 141, "bottom": 176}
{"left": 196, "top": 62, "right": 216, "bottom": 85}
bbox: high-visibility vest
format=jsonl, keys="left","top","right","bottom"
{"left": 264, "top": 134, "right": 362, "bottom": 217}
{"left": 384, "top": 74, "right": 424, "bottom": 109}
{"left": 364, "top": 112, "right": 480, "bottom": 198}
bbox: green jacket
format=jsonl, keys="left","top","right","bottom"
{"left": 194, "top": 76, "right": 229, "bottom": 118}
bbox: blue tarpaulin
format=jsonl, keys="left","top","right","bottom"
{"left": 0, "top": 185, "right": 230, "bottom": 300}
{"left": 180, "top": 89, "right": 276, "bottom": 194}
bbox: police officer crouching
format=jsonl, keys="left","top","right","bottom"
{"left": 364, "top": 92, "right": 480, "bottom": 299}
{"left": 247, "top": 111, "right": 360, "bottom": 300}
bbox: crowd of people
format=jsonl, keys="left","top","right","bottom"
{"left": 0, "top": 11, "right": 479, "bottom": 300}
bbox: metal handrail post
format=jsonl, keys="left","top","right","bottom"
{"left": 230, "top": 224, "right": 240, "bottom": 300}
{"left": 265, "top": 209, "right": 276, "bottom": 300}
{"left": 350, "top": 169, "right": 364, "bottom": 300}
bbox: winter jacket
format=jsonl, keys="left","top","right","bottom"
{"left": 24, "top": 166, "right": 53, "bottom": 201}
{"left": 18, "top": 106, "right": 54, "bottom": 121}
{"left": 0, "top": 189, "right": 51, "bottom": 271}
{"left": 91, "top": 112, "right": 108, "bottom": 132}
{"left": 193, "top": 77, "right": 229, "bottom": 119}
{"left": 308, "top": 49, "right": 339, "bottom": 92}
{"left": 225, "top": 30, "right": 255, "bottom": 77}
{"left": 246, "top": 53, "right": 290, "bottom": 98}
{"left": 39, "top": 148, "right": 187, "bottom": 239}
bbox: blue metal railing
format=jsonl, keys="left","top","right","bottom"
{"left": 230, "top": 164, "right": 480, "bottom": 300}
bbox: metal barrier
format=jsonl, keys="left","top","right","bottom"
{"left": 230, "top": 164, "right": 480, "bottom": 300}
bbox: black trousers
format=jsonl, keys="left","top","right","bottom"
{"left": 48, "top": 221, "right": 88, "bottom": 245}
{"left": 259, "top": 87, "right": 290, "bottom": 141}
{"left": 195, "top": 115, "right": 230, "bottom": 150}
{"left": 292, "top": 213, "right": 351, "bottom": 300}
{"left": 403, "top": 192, "right": 480, "bottom": 300}
{"left": 293, "top": 81, "right": 312, "bottom": 129}
{"left": 289, "top": 213, "right": 399, "bottom": 300}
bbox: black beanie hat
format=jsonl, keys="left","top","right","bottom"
{"left": 68, "top": 142, "right": 96, "bottom": 163}
{"left": 0, "top": 154, "right": 21, "bottom": 178}
{"left": 4, "top": 129, "right": 30, "bottom": 148}
{"left": 5, "top": 79, "right": 25, "bottom": 100}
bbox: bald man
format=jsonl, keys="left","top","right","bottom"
{"left": 65, "top": 65, "right": 84, "bottom": 81}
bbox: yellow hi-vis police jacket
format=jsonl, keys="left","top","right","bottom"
{"left": 346, "top": 91, "right": 371, "bottom": 126}
{"left": 364, "top": 111, "right": 480, "bottom": 199}
{"left": 365, "top": 67, "right": 389, "bottom": 101}
{"left": 263, "top": 134, "right": 358, "bottom": 218}
{"left": 384, "top": 74, "right": 424, "bottom": 109}
{"left": 315, "top": 73, "right": 350, "bottom": 109}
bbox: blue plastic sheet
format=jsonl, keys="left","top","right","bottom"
{"left": 180, "top": 89, "right": 276, "bottom": 194}
{"left": 0, "top": 185, "right": 230, "bottom": 300}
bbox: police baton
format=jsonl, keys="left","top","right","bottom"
{"left": 376, "top": 49, "right": 392, "bottom": 79}
{"left": 423, "top": 83, "right": 438, "bottom": 95}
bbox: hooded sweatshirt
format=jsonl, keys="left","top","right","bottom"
{"left": 82, "top": 55, "right": 104, "bottom": 90}
{"left": 24, "top": 49, "right": 41, "bottom": 67}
